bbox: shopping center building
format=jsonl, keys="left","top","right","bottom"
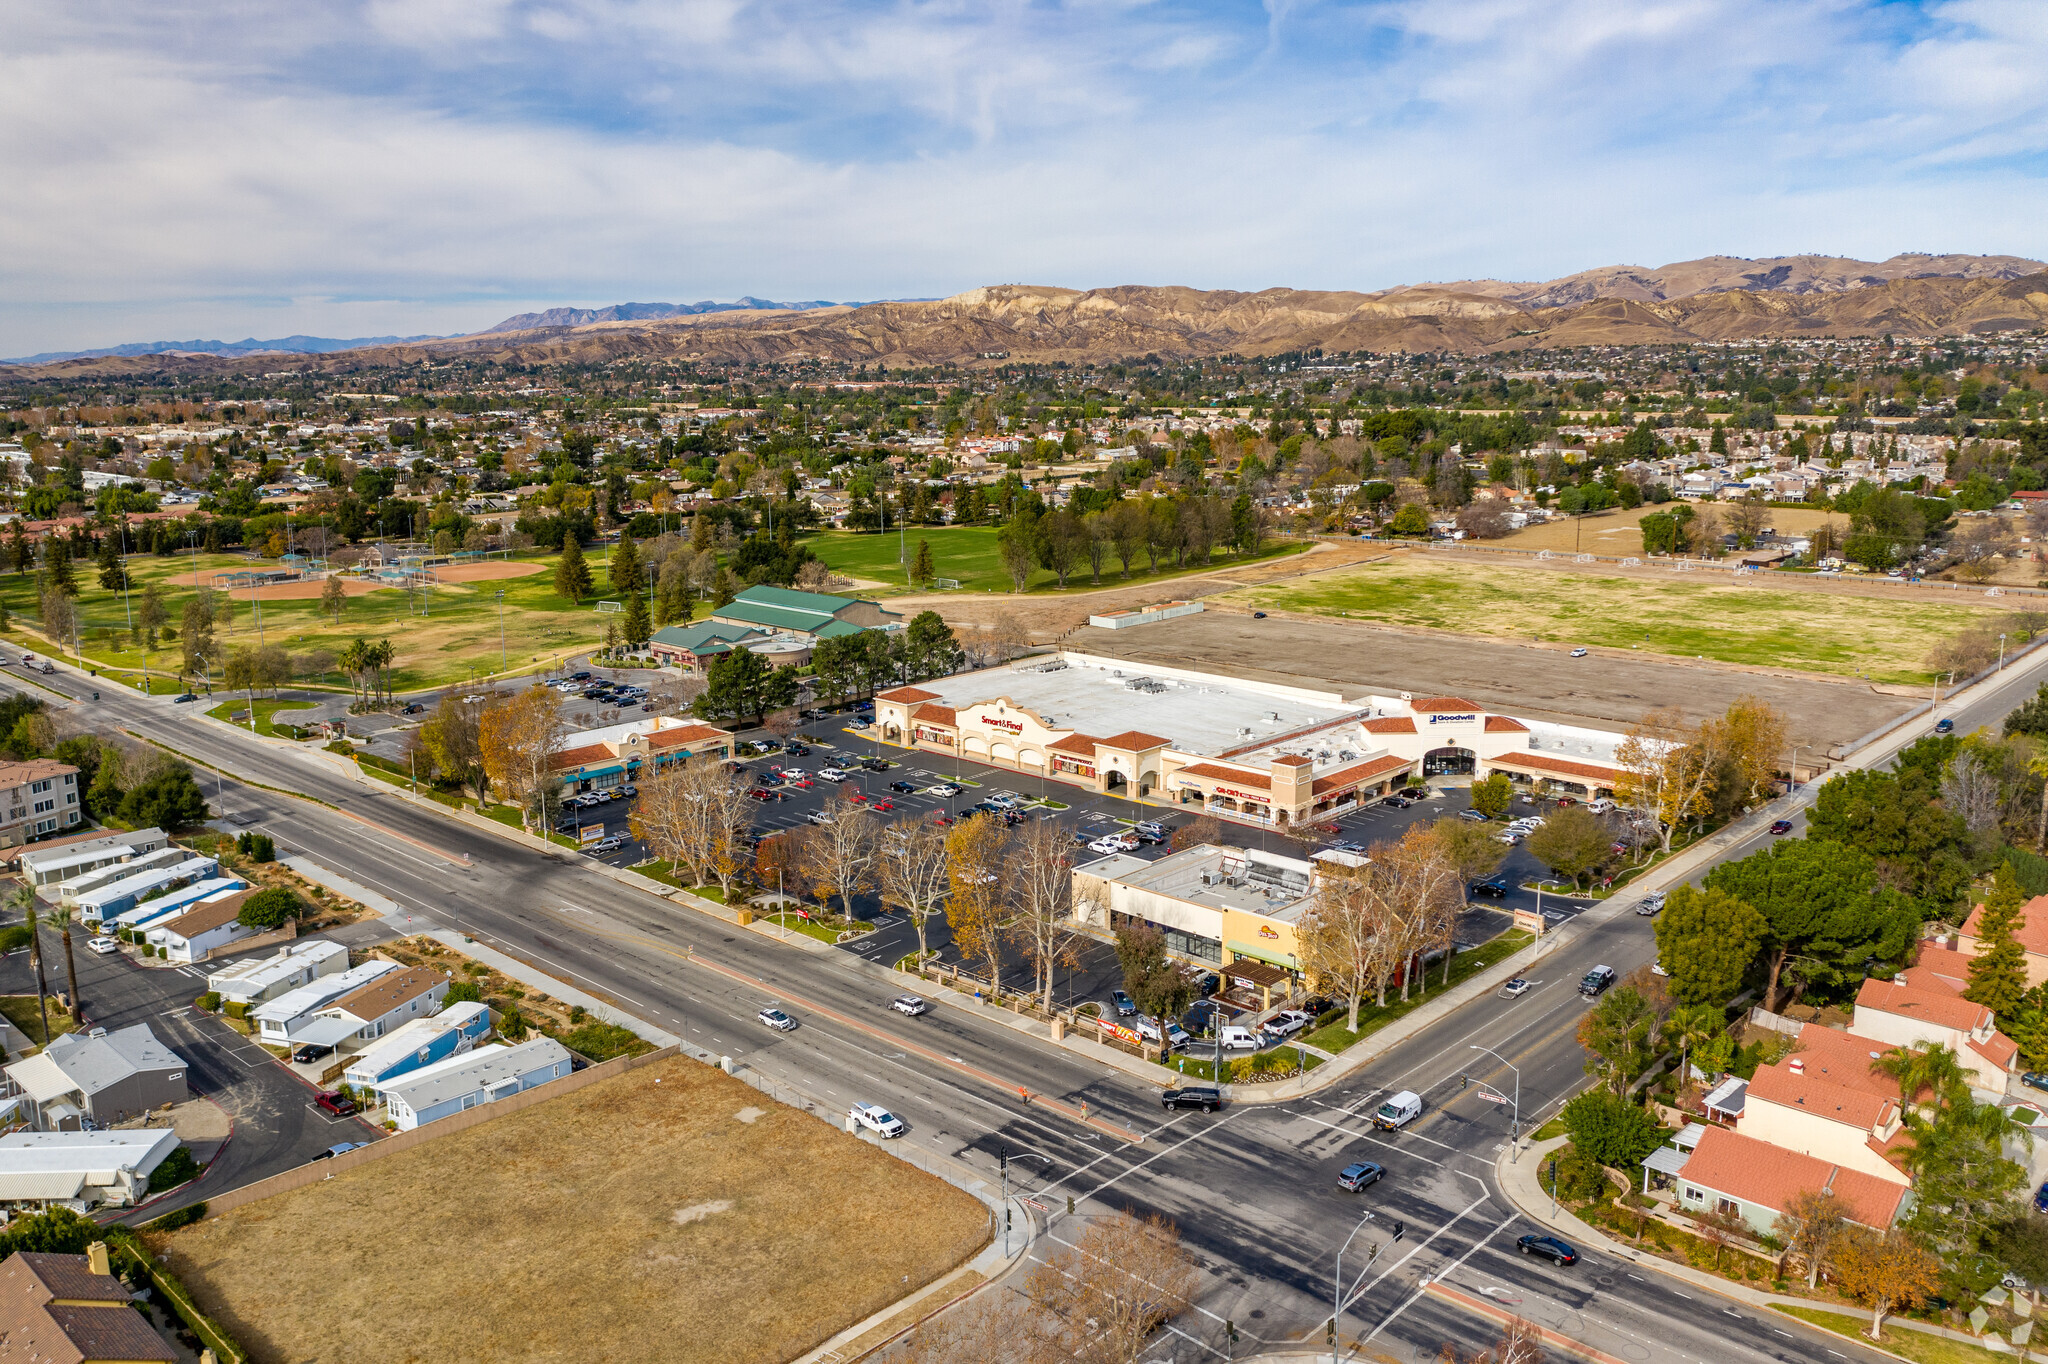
{"left": 875, "top": 651, "right": 1631, "bottom": 828}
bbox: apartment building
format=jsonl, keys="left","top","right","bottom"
{"left": 0, "top": 761, "right": 80, "bottom": 848}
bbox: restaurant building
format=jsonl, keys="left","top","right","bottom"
{"left": 875, "top": 651, "right": 1629, "bottom": 829}
{"left": 551, "top": 716, "right": 733, "bottom": 794}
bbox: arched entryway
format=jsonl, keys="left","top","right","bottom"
{"left": 1423, "top": 746, "right": 1475, "bottom": 776}
{"left": 1105, "top": 770, "right": 1126, "bottom": 790}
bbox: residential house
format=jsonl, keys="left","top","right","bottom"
{"left": 1, "top": 1025, "right": 188, "bottom": 1132}
{"left": 142, "top": 887, "right": 266, "bottom": 964}
{"left": 250, "top": 959, "right": 399, "bottom": 1049}
{"left": 383, "top": 1038, "right": 575, "bottom": 1131}
{"left": 551, "top": 716, "right": 732, "bottom": 795}
{"left": 98, "top": 875, "right": 247, "bottom": 934}
{"left": 0, "top": 1245, "right": 176, "bottom": 1362}
{"left": 1672, "top": 1125, "right": 1910, "bottom": 1238}
{"left": 0, "top": 1130, "right": 181, "bottom": 1212}
{"left": 1853, "top": 972, "right": 2020, "bottom": 1097}
{"left": 341, "top": 1001, "right": 493, "bottom": 1097}
{"left": 206, "top": 940, "right": 347, "bottom": 1007}
{"left": 70, "top": 856, "right": 221, "bottom": 924}
{"left": 0, "top": 761, "right": 81, "bottom": 848}
{"left": 17, "top": 829, "right": 167, "bottom": 887}
{"left": 1955, "top": 895, "right": 2048, "bottom": 987}
{"left": 1734, "top": 1024, "right": 1911, "bottom": 1186}
{"left": 312, "top": 965, "right": 449, "bottom": 1044}
{"left": 55, "top": 845, "right": 192, "bottom": 901}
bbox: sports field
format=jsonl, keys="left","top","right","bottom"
{"left": 1222, "top": 555, "right": 2004, "bottom": 684}
{"left": 0, "top": 546, "right": 655, "bottom": 693}
{"left": 801, "top": 526, "right": 1309, "bottom": 596}
{"left": 151, "top": 1055, "right": 989, "bottom": 1364}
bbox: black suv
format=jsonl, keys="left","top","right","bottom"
{"left": 1579, "top": 965, "right": 1616, "bottom": 999}
{"left": 1470, "top": 876, "right": 1511, "bottom": 898}
{"left": 1161, "top": 1086, "right": 1222, "bottom": 1113}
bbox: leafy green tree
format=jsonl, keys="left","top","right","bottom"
{"left": 1965, "top": 861, "right": 2031, "bottom": 1017}
{"left": 1653, "top": 885, "right": 1766, "bottom": 1005}
{"left": 235, "top": 885, "right": 300, "bottom": 930}
{"left": 1387, "top": 503, "right": 1429, "bottom": 536}
{"left": 2006, "top": 683, "right": 2048, "bottom": 739}
{"left": 909, "top": 538, "right": 935, "bottom": 588}
{"left": 1704, "top": 837, "right": 1922, "bottom": 1010}
{"left": 1902, "top": 1100, "right": 2033, "bottom": 1252}
{"left": 1525, "top": 804, "right": 1609, "bottom": 889}
{"left": 1560, "top": 1088, "right": 1665, "bottom": 1167}
{"left": 903, "top": 610, "right": 963, "bottom": 680}
{"left": 691, "top": 647, "right": 797, "bottom": 724}
{"left": 0, "top": 1208, "right": 96, "bottom": 1256}
{"left": 1578, "top": 986, "right": 1661, "bottom": 1094}
{"left": 41, "top": 538, "right": 75, "bottom": 597}
{"left": 118, "top": 765, "right": 209, "bottom": 828}
{"left": 95, "top": 533, "right": 128, "bottom": 591}
{"left": 1469, "top": 772, "right": 1514, "bottom": 819}
{"left": 444, "top": 980, "right": 483, "bottom": 1005}
{"left": 553, "top": 536, "right": 593, "bottom": 603}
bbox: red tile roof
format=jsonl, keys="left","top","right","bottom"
{"left": 1855, "top": 977, "right": 1995, "bottom": 1035}
{"left": 1486, "top": 752, "right": 1623, "bottom": 782}
{"left": 645, "top": 723, "right": 726, "bottom": 749}
{"left": 910, "top": 703, "right": 957, "bottom": 725}
{"left": 1748, "top": 1058, "right": 1898, "bottom": 1132}
{"left": 551, "top": 742, "right": 613, "bottom": 770}
{"left": 1961, "top": 895, "right": 2048, "bottom": 958}
{"left": 1313, "top": 753, "right": 1413, "bottom": 795}
{"left": 1903, "top": 943, "right": 1971, "bottom": 996}
{"left": 1361, "top": 717, "right": 1417, "bottom": 734}
{"left": 1784, "top": 1024, "right": 1902, "bottom": 1100}
{"left": 878, "top": 686, "right": 940, "bottom": 704}
{"left": 1047, "top": 733, "right": 1101, "bottom": 755}
{"left": 1096, "top": 731, "right": 1170, "bottom": 751}
{"left": 1484, "top": 716, "right": 1530, "bottom": 733}
{"left": 1272, "top": 754, "right": 1313, "bottom": 767}
{"left": 1175, "top": 763, "right": 1271, "bottom": 790}
{"left": 1678, "top": 1126, "right": 1908, "bottom": 1229}
{"left": 1972, "top": 1033, "right": 2020, "bottom": 1070}
{"left": 1410, "top": 697, "right": 1483, "bottom": 713}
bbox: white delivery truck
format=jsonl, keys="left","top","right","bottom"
{"left": 1373, "top": 1091, "right": 1423, "bottom": 1131}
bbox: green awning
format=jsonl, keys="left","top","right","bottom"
{"left": 1225, "top": 940, "right": 1298, "bottom": 971}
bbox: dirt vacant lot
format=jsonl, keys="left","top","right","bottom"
{"left": 1067, "top": 609, "right": 1919, "bottom": 752}
{"left": 1218, "top": 553, "right": 1999, "bottom": 686}
{"left": 1496, "top": 501, "right": 1849, "bottom": 554}
{"left": 152, "top": 1057, "right": 989, "bottom": 1364}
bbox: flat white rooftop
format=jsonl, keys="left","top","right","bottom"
{"left": 913, "top": 654, "right": 1359, "bottom": 757}
{"left": 1086, "top": 843, "right": 1318, "bottom": 923}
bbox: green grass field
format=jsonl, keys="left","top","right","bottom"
{"left": 1224, "top": 557, "right": 2002, "bottom": 685}
{"left": 206, "top": 698, "right": 316, "bottom": 737}
{"left": 0, "top": 549, "right": 629, "bottom": 694}
{"left": 1771, "top": 1307, "right": 2010, "bottom": 1364}
{"left": 801, "top": 527, "right": 1309, "bottom": 596}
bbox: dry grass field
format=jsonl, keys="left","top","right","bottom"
{"left": 150, "top": 1056, "right": 989, "bottom": 1364}
{"left": 1495, "top": 502, "right": 1848, "bottom": 554}
{"left": 1222, "top": 553, "right": 2005, "bottom": 684}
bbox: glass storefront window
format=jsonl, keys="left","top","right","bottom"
{"left": 1163, "top": 926, "right": 1223, "bottom": 964}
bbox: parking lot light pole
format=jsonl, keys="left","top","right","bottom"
{"left": 1469, "top": 1043, "right": 1522, "bottom": 1159}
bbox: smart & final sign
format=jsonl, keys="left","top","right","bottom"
{"left": 979, "top": 715, "right": 1024, "bottom": 734}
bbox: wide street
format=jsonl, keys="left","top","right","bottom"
{"left": 12, "top": 646, "right": 2045, "bottom": 1364}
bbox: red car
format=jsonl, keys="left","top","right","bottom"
{"left": 315, "top": 1091, "right": 357, "bottom": 1117}
{"left": 870, "top": 799, "right": 895, "bottom": 812}
{"left": 1314, "top": 822, "right": 1343, "bottom": 836}
{"left": 1555, "top": 796, "right": 1577, "bottom": 807}
{"left": 1769, "top": 819, "right": 1794, "bottom": 835}
{"left": 930, "top": 813, "right": 954, "bottom": 826}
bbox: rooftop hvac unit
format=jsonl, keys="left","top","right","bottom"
{"left": 1339, "top": 749, "right": 1356, "bottom": 761}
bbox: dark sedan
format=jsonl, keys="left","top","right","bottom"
{"left": 1769, "top": 819, "right": 1795, "bottom": 835}
{"left": 1516, "top": 1234, "right": 1578, "bottom": 1265}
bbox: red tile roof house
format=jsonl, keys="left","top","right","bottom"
{"left": 1853, "top": 968, "right": 2021, "bottom": 1099}
{"left": 0, "top": 1244, "right": 175, "bottom": 1363}
{"left": 1735, "top": 1023, "right": 1913, "bottom": 1185}
{"left": 1674, "top": 1125, "right": 1910, "bottom": 1238}
{"left": 1956, "top": 894, "right": 2048, "bottom": 988}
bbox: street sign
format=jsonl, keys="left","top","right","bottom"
{"left": 1477, "top": 1089, "right": 1509, "bottom": 1106}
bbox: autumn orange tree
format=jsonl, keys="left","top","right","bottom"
{"left": 945, "top": 815, "right": 1011, "bottom": 994}
{"left": 1830, "top": 1226, "right": 1941, "bottom": 1340}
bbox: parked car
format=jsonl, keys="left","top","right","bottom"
{"left": 1337, "top": 1161, "right": 1385, "bottom": 1191}
{"left": 1579, "top": 965, "right": 1616, "bottom": 998}
{"left": 2024, "top": 1071, "right": 2048, "bottom": 1096}
{"left": 1517, "top": 1234, "right": 1579, "bottom": 1265}
{"left": 804, "top": 811, "right": 835, "bottom": 825}
{"left": 314, "top": 1091, "right": 356, "bottom": 1116}
{"left": 892, "top": 995, "right": 929, "bottom": 1017}
{"left": 1111, "top": 989, "right": 1137, "bottom": 1016}
{"left": 1217, "top": 1025, "right": 1260, "bottom": 1051}
{"left": 1088, "top": 837, "right": 1128, "bottom": 855}
{"left": 926, "top": 783, "right": 963, "bottom": 797}
{"left": 1266, "top": 1010, "right": 1313, "bottom": 1038}
{"left": 758, "top": 1007, "right": 798, "bottom": 1032}
{"left": 1458, "top": 808, "right": 1489, "bottom": 822}
{"left": 1470, "top": 876, "right": 1511, "bottom": 898}
{"left": 85, "top": 936, "right": 120, "bottom": 955}
{"left": 859, "top": 757, "right": 892, "bottom": 771}
{"left": 850, "top": 1102, "right": 906, "bottom": 1138}
{"left": 1134, "top": 821, "right": 1167, "bottom": 841}
{"left": 313, "top": 1141, "right": 367, "bottom": 1161}
{"left": 1381, "top": 795, "right": 1411, "bottom": 809}
{"left": 1494, "top": 831, "right": 1523, "bottom": 846}
{"left": 292, "top": 1042, "right": 336, "bottom": 1064}
{"left": 1161, "top": 1086, "right": 1222, "bottom": 1112}
{"left": 785, "top": 742, "right": 811, "bottom": 757}
{"left": 1133, "top": 1016, "right": 1192, "bottom": 1048}
{"left": 848, "top": 718, "right": 871, "bottom": 730}
{"left": 889, "top": 781, "right": 917, "bottom": 793}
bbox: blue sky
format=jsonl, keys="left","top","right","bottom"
{"left": 3, "top": 0, "right": 2045, "bottom": 353}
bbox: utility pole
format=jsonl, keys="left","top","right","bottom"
{"left": 1469, "top": 1043, "right": 1523, "bottom": 1159}
{"left": 495, "top": 590, "right": 507, "bottom": 671}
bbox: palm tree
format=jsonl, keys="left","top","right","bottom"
{"left": 1873, "top": 1043, "right": 1971, "bottom": 1116}
{"left": 8, "top": 884, "right": 49, "bottom": 1047}
{"left": 47, "top": 903, "right": 80, "bottom": 1028}
{"left": 1664, "top": 1003, "right": 1722, "bottom": 1106}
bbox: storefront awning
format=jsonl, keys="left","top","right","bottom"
{"left": 573, "top": 764, "right": 628, "bottom": 779}
{"left": 1225, "top": 940, "right": 1297, "bottom": 972}
{"left": 1225, "top": 955, "right": 1292, "bottom": 987}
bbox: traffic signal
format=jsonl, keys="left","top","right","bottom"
{"left": 1461, "top": 1073, "right": 1469, "bottom": 1089}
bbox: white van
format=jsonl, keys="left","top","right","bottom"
{"left": 1217, "top": 1025, "right": 1260, "bottom": 1051}
{"left": 1588, "top": 798, "right": 1616, "bottom": 815}
{"left": 1373, "top": 1091, "right": 1423, "bottom": 1131}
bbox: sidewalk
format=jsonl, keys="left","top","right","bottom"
{"left": 1494, "top": 1136, "right": 1997, "bottom": 1356}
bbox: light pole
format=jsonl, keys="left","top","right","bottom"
{"left": 1331, "top": 1210, "right": 1399, "bottom": 1364}
{"left": 494, "top": 590, "right": 508, "bottom": 672}
{"left": 1788, "top": 744, "right": 1810, "bottom": 793}
{"left": 2001, "top": 633, "right": 2010, "bottom": 671}
{"left": 1469, "top": 1043, "right": 1523, "bottom": 1159}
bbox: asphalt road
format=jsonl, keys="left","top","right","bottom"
{"left": 16, "top": 650, "right": 2048, "bottom": 1364}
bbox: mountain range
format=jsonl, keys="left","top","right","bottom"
{"left": 1, "top": 333, "right": 446, "bottom": 366}
{"left": 11, "top": 256, "right": 2048, "bottom": 375}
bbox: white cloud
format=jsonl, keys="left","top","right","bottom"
{"left": 1, "top": 0, "right": 2046, "bottom": 354}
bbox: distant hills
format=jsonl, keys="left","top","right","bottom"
{"left": 11, "top": 256, "right": 2048, "bottom": 375}
{"left": 1, "top": 333, "right": 445, "bottom": 366}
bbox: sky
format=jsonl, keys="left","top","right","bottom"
{"left": 3, "top": 0, "right": 2046, "bottom": 355}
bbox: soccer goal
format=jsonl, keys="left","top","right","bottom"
{"left": 594, "top": 600, "right": 624, "bottom": 613}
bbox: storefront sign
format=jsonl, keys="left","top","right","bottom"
{"left": 1256, "top": 925, "right": 1280, "bottom": 940}
{"left": 979, "top": 715, "right": 1023, "bottom": 733}
{"left": 1217, "top": 786, "right": 1270, "bottom": 804}
{"left": 1428, "top": 713, "right": 1476, "bottom": 725}
{"left": 914, "top": 727, "right": 955, "bottom": 746}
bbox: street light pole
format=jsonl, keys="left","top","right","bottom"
{"left": 2001, "top": 633, "right": 2010, "bottom": 671}
{"left": 1331, "top": 1210, "right": 1394, "bottom": 1364}
{"left": 1470, "top": 1043, "right": 1523, "bottom": 1160}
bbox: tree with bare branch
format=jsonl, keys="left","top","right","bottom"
{"left": 1614, "top": 706, "right": 1722, "bottom": 856}
{"left": 1023, "top": 1209, "right": 1198, "bottom": 1364}
{"left": 797, "top": 794, "right": 878, "bottom": 920}
{"left": 878, "top": 817, "right": 952, "bottom": 961}
{"left": 1008, "top": 818, "right": 1084, "bottom": 1012}
{"left": 1437, "top": 1316, "right": 1547, "bottom": 1364}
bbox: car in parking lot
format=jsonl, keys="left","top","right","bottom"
{"left": 848, "top": 718, "right": 871, "bottom": 730}
{"left": 86, "top": 935, "right": 120, "bottom": 955}
{"left": 926, "top": 783, "right": 963, "bottom": 797}
{"left": 315, "top": 1090, "right": 357, "bottom": 1116}
{"left": 759, "top": 1007, "right": 798, "bottom": 1032}
{"left": 1457, "top": 808, "right": 1489, "bottom": 822}
{"left": 786, "top": 742, "right": 810, "bottom": 757}
{"left": 1161, "top": 1085, "right": 1222, "bottom": 1112}
{"left": 313, "top": 1141, "right": 367, "bottom": 1161}
{"left": 1337, "top": 1161, "right": 1384, "bottom": 1191}
{"left": 1517, "top": 1234, "right": 1579, "bottom": 1265}
{"left": 585, "top": 835, "right": 626, "bottom": 855}
{"left": 859, "top": 757, "right": 892, "bottom": 771}
{"left": 1087, "top": 836, "right": 1129, "bottom": 855}
{"left": 891, "top": 995, "right": 929, "bottom": 1016}
{"left": 1134, "top": 821, "right": 1167, "bottom": 841}
{"left": 1331, "top": 840, "right": 1368, "bottom": 854}
{"left": 1470, "top": 876, "right": 1511, "bottom": 898}
{"left": 850, "top": 1102, "right": 906, "bottom": 1138}
{"left": 1769, "top": 819, "right": 1795, "bottom": 835}
{"left": 292, "top": 1042, "right": 336, "bottom": 1064}
{"left": 1265, "top": 1009, "right": 1313, "bottom": 1037}
{"left": 1133, "top": 1016, "right": 1192, "bottom": 1048}
{"left": 1112, "top": 989, "right": 1137, "bottom": 1016}
{"left": 889, "top": 781, "right": 917, "bottom": 793}
{"left": 803, "top": 811, "right": 835, "bottom": 825}
{"left": 1380, "top": 795, "right": 1411, "bottom": 809}
{"left": 1494, "top": 831, "right": 1523, "bottom": 845}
